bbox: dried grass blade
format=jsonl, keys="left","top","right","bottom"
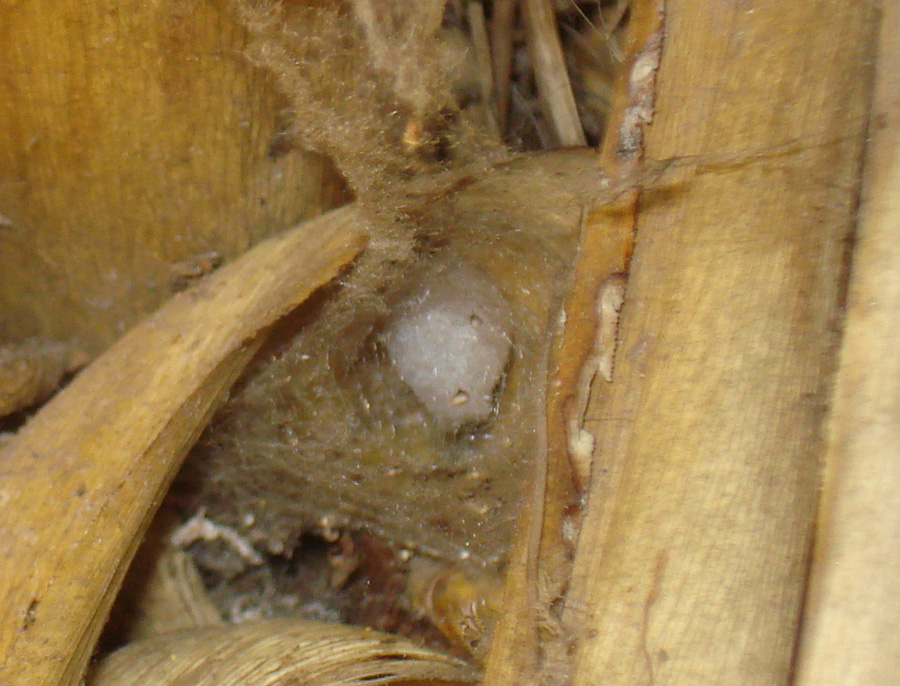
{"left": 489, "top": 0, "right": 517, "bottom": 132}
{"left": 522, "top": 0, "right": 587, "bottom": 146}
{"left": 466, "top": 1, "right": 501, "bottom": 139}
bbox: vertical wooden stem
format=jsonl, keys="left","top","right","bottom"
{"left": 793, "top": 2, "right": 900, "bottom": 683}
{"left": 565, "top": 1, "right": 878, "bottom": 684}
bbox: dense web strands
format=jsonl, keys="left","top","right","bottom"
{"left": 177, "top": 1, "right": 584, "bottom": 570}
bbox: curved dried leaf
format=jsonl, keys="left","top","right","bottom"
{"left": 88, "top": 618, "right": 478, "bottom": 686}
{"left": 0, "top": 205, "right": 366, "bottom": 686}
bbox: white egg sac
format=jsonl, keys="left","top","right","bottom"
{"left": 385, "top": 265, "right": 514, "bottom": 431}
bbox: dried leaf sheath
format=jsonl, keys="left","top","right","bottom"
{"left": 482, "top": 2, "right": 665, "bottom": 683}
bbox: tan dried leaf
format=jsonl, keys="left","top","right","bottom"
{"left": 88, "top": 618, "right": 478, "bottom": 686}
